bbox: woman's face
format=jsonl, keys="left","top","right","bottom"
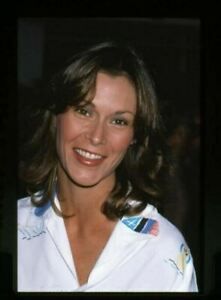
{"left": 56, "top": 72, "right": 137, "bottom": 188}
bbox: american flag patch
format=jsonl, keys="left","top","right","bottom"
{"left": 121, "top": 216, "right": 159, "bottom": 236}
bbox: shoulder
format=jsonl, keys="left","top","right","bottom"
{"left": 146, "top": 205, "right": 197, "bottom": 287}
{"left": 17, "top": 196, "right": 34, "bottom": 221}
{"left": 144, "top": 204, "right": 190, "bottom": 259}
{"left": 155, "top": 207, "right": 187, "bottom": 250}
{"left": 17, "top": 195, "right": 51, "bottom": 225}
{"left": 123, "top": 202, "right": 194, "bottom": 274}
{"left": 18, "top": 196, "right": 32, "bottom": 208}
{"left": 142, "top": 204, "right": 197, "bottom": 291}
{"left": 125, "top": 202, "right": 186, "bottom": 247}
{"left": 18, "top": 195, "right": 52, "bottom": 241}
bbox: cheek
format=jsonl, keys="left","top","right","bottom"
{"left": 56, "top": 116, "right": 79, "bottom": 145}
{"left": 56, "top": 117, "right": 73, "bottom": 158}
{"left": 110, "top": 131, "right": 134, "bottom": 154}
{"left": 56, "top": 119, "right": 64, "bottom": 150}
{"left": 55, "top": 128, "right": 64, "bottom": 160}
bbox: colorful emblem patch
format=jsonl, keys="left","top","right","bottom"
{"left": 121, "top": 216, "right": 159, "bottom": 236}
{"left": 18, "top": 223, "right": 46, "bottom": 240}
{"left": 165, "top": 243, "right": 191, "bottom": 275}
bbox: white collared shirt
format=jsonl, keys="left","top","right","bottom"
{"left": 17, "top": 194, "right": 198, "bottom": 292}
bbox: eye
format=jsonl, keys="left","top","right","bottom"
{"left": 74, "top": 106, "right": 91, "bottom": 117}
{"left": 112, "top": 118, "right": 129, "bottom": 126}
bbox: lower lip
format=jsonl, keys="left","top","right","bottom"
{"left": 74, "top": 150, "right": 105, "bottom": 167}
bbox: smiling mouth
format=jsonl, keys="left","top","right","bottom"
{"left": 74, "top": 148, "right": 105, "bottom": 160}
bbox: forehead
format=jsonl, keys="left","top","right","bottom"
{"left": 91, "top": 72, "right": 137, "bottom": 111}
{"left": 96, "top": 71, "right": 135, "bottom": 88}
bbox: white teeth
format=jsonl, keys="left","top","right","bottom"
{"left": 75, "top": 149, "right": 103, "bottom": 160}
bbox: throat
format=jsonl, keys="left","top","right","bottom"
{"left": 64, "top": 216, "right": 117, "bottom": 286}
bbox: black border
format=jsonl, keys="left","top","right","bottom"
{"left": 1, "top": 1, "right": 221, "bottom": 299}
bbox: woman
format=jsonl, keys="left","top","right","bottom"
{"left": 18, "top": 41, "right": 198, "bottom": 292}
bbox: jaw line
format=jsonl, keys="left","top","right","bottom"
{"left": 59, "top": 163, "right": 102, "bottom": 189}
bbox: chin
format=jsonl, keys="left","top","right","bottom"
{"left": 70, "top": 174, "right": 102, "bottom": 188}
{"left": 73, "top": 179, "right": 100, "bottom": 188}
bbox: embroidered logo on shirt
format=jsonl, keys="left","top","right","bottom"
{"left": 18, "top": 200, "right": 50, "bottom": 240}
{"left": 121, "top": 216, "right": 159, "bottom": 236}
{"left": 34, "top": 201, "right": 51, "bottom": 216}
{"left": 165, "top": 243, "right": 191, "bottom": 276}
{"left": 18, "top": 223, "right": 46, "bottom": 240}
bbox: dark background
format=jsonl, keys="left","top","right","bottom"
{"left": 0, "top": 14, "right": 221, "bottom": 299}
{"left": 18, "top": 16, "right": 202, "bottom": 288}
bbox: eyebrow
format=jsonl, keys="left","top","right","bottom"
{"left": 114, "top": 111, "right": 135, "bottom": 116}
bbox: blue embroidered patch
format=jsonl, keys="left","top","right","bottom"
{"left": 34, "top": 201, "right": 51, "bottom": 216}
{"left": 122, "top": 216, "right": 142, "bottom": 231}
{"left": 121, "top": 216, "right": 159, "bottom": 235}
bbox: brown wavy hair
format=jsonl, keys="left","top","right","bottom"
{"left": 19, "top": 41, "right": 171, "bottom": 220}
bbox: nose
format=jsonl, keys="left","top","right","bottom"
{"left": 85, "top": 120, "right": 106, "bottom": 146}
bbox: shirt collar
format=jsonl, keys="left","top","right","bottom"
{"left": 34, "top": 192, "right": 159, "bottom": 238}
{"left": 32, "top": 192, "right": 159, "bottom": 288}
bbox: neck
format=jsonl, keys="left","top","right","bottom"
{"left": 56, "top": 166, "right": 115, "bottom": 225}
